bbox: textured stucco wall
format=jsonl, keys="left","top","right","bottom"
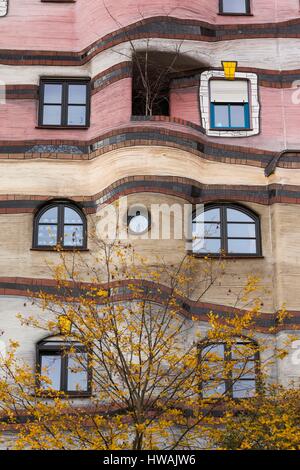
{"left": 0, "top": 1, "right": 299, "bottom": 50}
{"left": 0, "top": 295, "right": 298, "bottom": 390}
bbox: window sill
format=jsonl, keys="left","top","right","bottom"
{"left": 36, "top": 125, "right": 89, "bottom": 130}
{"left": 210, "top": 127, "right": 253, "bottom": 132}
{"left": 190, "top": 253, "right": 264, "bottom": 260}
{"left": 41, "top": 1, "right": 76, "bottom": 3}
{"left": 31, "top": 247, "right": 89, "bottom": 252}
{"left": 35, "top": 392, "right": 92, "bottom": 399}
{"left": 218, "top": 13, "right": 253, "bottom": 16}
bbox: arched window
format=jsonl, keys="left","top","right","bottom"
{"left": 192, "top": 204, "right": 261, "bottom": 256}
{"left": 199, "top": 338, "right": 260, "bottom": 399}
{"left": 36, "top": 337, "right": 91, "bottom": 396}
{"left": 33, "top": 202, "right": 86, "bottom": 249}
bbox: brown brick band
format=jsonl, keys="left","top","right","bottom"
{"left": 0, "top": 126, "right": 278, "bottom": 168}
{"left": 2, "top": 177, "right": 300, "bottom": 212}
{"left": 0, "top": 276, "right": 298, "bottom": 332}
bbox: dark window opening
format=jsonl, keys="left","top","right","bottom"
{"left": 132, "top": 52, "right": 170, "bottom": 116}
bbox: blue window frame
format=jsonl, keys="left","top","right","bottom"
{"left": 210, "top": 102, "right": 250, "bottom": 130}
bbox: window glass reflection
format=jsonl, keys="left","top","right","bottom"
{"left": 222, "top": 0, "right": 247, "bottom": 13}
{"left": 44, "top": 84, "right": 62, "bottom": 104}
{"left": 67, "top": 353, "right": 88, "bottom": 392}
{"left": 41, "top": 355, "right": 61, "bottom": 390}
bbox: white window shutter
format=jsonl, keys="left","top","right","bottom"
{"left": 210, "top": 80, "right": 249, "bottom": 103}
{"left": 0, "top": 1, "right": 7, "bottom": 17}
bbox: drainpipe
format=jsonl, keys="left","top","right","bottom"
{"left": 264, "top": 149, "right": 300, "bottom": 177}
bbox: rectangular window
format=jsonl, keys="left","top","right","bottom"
{"left": 132, "top": 52, "right": 170, "bottom": 116}
{"left": 210, "top": 79, "right": 250, "bottom": 130}
{"left": 38, "top": 343, "right": 91, "bottom": 396}
{"left": 220, "top": 0, "right": 250, "bottom": 14}
{"left": 39, "top": 79, "right": 90, "bottom": 128}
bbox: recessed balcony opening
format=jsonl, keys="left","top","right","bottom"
{"left": 132, "top": 50, "right": 204, "bottom": 117}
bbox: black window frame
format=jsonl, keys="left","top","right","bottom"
{"left": 198, "top": 338, "right": 260, "bottom": 400}
{"left": 38, "top": 78, "right": 91, "bottom": 128}
{"left": 41, "top": 1, "right": 76, "bottom": 3}
{"left": 191, "top": 203, "right": 262, "bottom": 258}
{"left": 36, "top": 339, "right": 92, "bottom": 397}
{"left": 33, "top": 201, "right": 87, "bottom": 251}
{"left": 219, "top": 0, "right": 251, "bottom": 15}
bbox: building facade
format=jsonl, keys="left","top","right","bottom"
{"left": 0, "top": 0, "right": 300, "bottom": 410}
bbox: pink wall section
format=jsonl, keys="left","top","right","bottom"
{"left": 170, "top": 86, "right": 201, "bottom": 125}
{"left": 0, "top": 0, "right": 77, "bottom": 51}
{"left": 0, "top": 1, "right": 299, "bottom": 152}
{"left": 0, "top": 78, "right": 132, "bottom": 141}
{"left": 1, "top": 79, "right": 300, "bottom": 152}
{"left": 0, "top": 0, "right": 299, "bottom": 51}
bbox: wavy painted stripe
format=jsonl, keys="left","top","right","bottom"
{"left": 0, "top": 276, "right": 298, "bottom": 332}
{"left": 1, "top": 17, "right": 300, "bottom": 66}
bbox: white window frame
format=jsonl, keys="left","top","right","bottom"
{"left": 200, "top": 70, "right": 260, "bottom": 138}
{"left": 0, "top": 0, "right": 7, "bottom": 17}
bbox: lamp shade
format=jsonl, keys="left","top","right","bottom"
{"left": 222, "top": 61, "right": 238, "bottom": 80}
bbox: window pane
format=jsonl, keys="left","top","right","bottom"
{"left": 203, "top": 362, "right": 224, "bottom": 380}
{"left": 213, "top": 105, "right": 229, "bottom": 128}
{"left": 230, "top": 105, "right": 246, "bottom": 128}
{"left": 204, "top": 208, "right": 221, "bottom": 222}
{"left": 232, "top": 343, "right": 256, "bottom": 360}
{"left": 202, "top": 381, "right": 226, "bottom": 398}
{"left": 68, "top": 85, "right": 87, "bottom": 104}
{"left": 38, "top": 225, "right": 58, "bottom": 246}
{"left": 228, "top": 239, "right": 257, "bottom": 254}
{"left": 232, "top": 380, "right": 256, "bottom": 398}
{"left": 67, "top": 106, "right": 86, "bottom": 126}
{"left": 193, "top": 238, "right": 221, "bottom": 254}
{"left": 64, "top": 225, "right": 83, "bottom": 246}
{"left": 193, "top": 223, "right": 220, "bottom": 238}
{"left": 67, "top": 354, "right": 88, "bottom": 392}
{"left": 64, "top": 207, "right": 83, "bottom": 224}
{"left": 193, "top": 208, "right": 220, "bottom": 223}
{"left": 227, "top": 208, "right": 253, "bottom": 222}
{"left": 202, "top": 343, "right": 225, "bottom": 360}
{"left": 222, "top": 0, "right": 247, "bottom": 13}
{"left": 227, "top": 223, "right": 256, "bottom": 238}
{"left": 232, "top": 361, "right": 256, "bottom": 379}
{"left": 43, "top": 105, "right": 62, "bottom": 125}
{"left": 44, "top": 84, "right": 62, "bottom": 104}
{"left": 40, "top": 355, "right": 61, "bottom": 390}
{"left": 39, "top": 207, "right": 58, "bottom": 224}
{"left": 204, "top": 223, "right": 221, "bottom": 237}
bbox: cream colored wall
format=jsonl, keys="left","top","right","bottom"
{"left": 0, "top": 296, "right": 298, "bottom": 389}
{"left": 0, "top": 195, "right": 299, "bottom": 314}
{"left": 270, "top": 204, "right": 300, "bottom": 311}
{"left": 0, "top": 38, "right": 300, "bottom": 87}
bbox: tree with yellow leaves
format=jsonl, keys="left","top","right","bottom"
{"left": 0, "top": 237, "right": 295, "bottom": 450}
